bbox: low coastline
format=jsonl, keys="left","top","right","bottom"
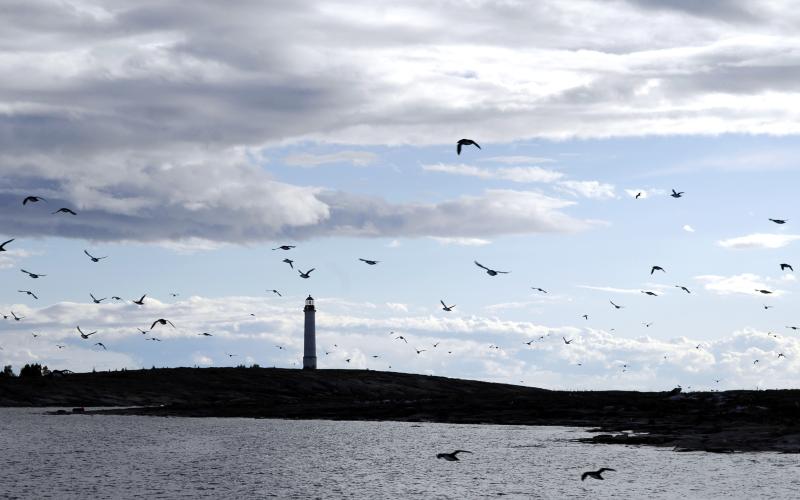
{"left": 3, "top": 367, "right": 800, "bottom": 453}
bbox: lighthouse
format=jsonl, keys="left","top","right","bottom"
{"left": 303, "top": 295, "right": 317, "bottom": 369}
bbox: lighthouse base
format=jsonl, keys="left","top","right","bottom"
{"left": 302, "top": 356, "right": 317, "bottom": 370}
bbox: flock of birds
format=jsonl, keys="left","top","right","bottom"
{"left": 0, "top": 138, "right": 795, "bottom": 389}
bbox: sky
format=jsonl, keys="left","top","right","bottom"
{"left": 2, "top": 0, "right": 800, "bottom": 390}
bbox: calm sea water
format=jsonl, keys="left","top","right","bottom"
{"left": 1, "top": 408, "right": 798, "bottom": 499}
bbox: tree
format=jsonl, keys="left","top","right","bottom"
{"left": 0, "top": 365, "right": 14, "bottom": 378}
{"left": 19, "top": 363, "right": 43, "bottom": 378}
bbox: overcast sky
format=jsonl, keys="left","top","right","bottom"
{"left": 2, "top": 0, "right": 800, "bottom": 390}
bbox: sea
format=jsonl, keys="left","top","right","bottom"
{"left": 1, "top": 408, "right": 798, "bottom": 499}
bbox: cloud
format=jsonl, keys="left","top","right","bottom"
{"left": 478, "top": 156, "right": 556, "bottom": 164}
{"left": 283, "top": 151, "right": 378, "bottom": 167}
{"left": 577, "top": 285, "right": 652, "bottom": 295}
{"left": 385, "top": 302, "right": 409, "bottom": 313}
{"left": 683, "top": 224, "right": 695, "bottom": 232}
{"left": 557, "top": 180, "right": 616, "bottom": 199}
{"left": 422, "top": 163, "right": 564, "bottom": 183}
{"left": 695, "top": 273, "right": 784, "bottom": 296}
{"left": 718, "top": 233, "right": 800, "bottom": 249}
{"left": 430, "top": 237, "right": 491, "bottom": 246}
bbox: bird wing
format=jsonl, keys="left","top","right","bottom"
{"left": 474, "top": 261, "right": 489, "bottom": 270}
{"left": 457, "top": 142, "right": 462, "bottom": 155}
{"left": 581, "top": 472, "right": 589, "bottom": 481}
{"left": 0, "top": 238, "right": 13, "bottom": 249}
{"left": 167, "top": 320, "right": 175, "bottom": 327}
{"left": 307, "top": 268, "right": 315, "bottom": 274}
{"left": 83, "top": 250, "right": 93, "bottom": 258}
{"left": 473, "top": 141, "right": 481, "bottom": 149}
{"left": 150, "top": 320, "right": 158, "bottom": 329}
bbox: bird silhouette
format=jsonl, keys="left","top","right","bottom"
{"left": 778, "top": 353, "right": 786, "bottom": 358}
{"left": 416, "top": 349, "right": 426, "bottom": 354}
{"left": 282, "top": 258, "right": 294, "bottom": 268}
{"left": 650, "top": 265, "right": 665, "bottom": 275}
{"left": 582, "top": 314, "right": 589, "bottom": 320}
{"left": 395, "top": 335, "right": 408, "bottom": 343}
{"left": 22, "top": 196, "right": 46, "bottom": 205}
{"left": 440, "top": 300, "right": 456, "bottom": 312}
{"left": 150, "top": 318, "right": 175, "bottom": 329}
{"left": 755, "top": 289, "right": 773, "bottom": 294}
{"left": 563, "top": 337, "right": 574, "bottom": 344}
{"left": 148, "top": 337, "right": 162, "bottom": 342}
{"left": 198, "top": 332, "right": 213, "bottom": 336}
{"left": 764, "top": 305, "right": 773, "bottom": 310}
{"left": 90, "top": 293, "right": 105, "bottom": 304}
{"left": 670, "top": 189, "right": 684, "bottom": 198}
{"left": 474, "top": 261, "right": 508, "bottom": 276}
{"left": 753, "top": 359, "right": 760, "bottom": 365}
{"left": 581, "top": 468, "right": 616, "bottom": 481}
{"left": 780, "top": 263, "right": 793, "bottom": 272}
{"left": 359, "top": 258, "right": 380, "bottom": 265}
{"left": 641, "top": 291, "right": 658, "bottom": 296}
{"left": 10, "top": 311, "right": 23, "bottom": 321}
{"left": 609, "top": 300, "right": 623, "bottom": 309}
{"left": 84, "top": 250, "right": 107, "bottom": 262}
{"left": 769, "top": 218, "right": 787, "bottom": 224}
{"left": 786, "top": 326, "right": 798, "bottom": 331}
{"left": 137, "top": 328, "right": 148, "bottom": 335}
{"left": 675, "top": 285, "right": 691, "bottom": 294}
{"left": 0, "top": 239, "right": 13, "bottom": 251}
{"left": 273, "top": 245, "right": 295, "bottom": 251}
{"left": 56, "top": 344, "right": 65, "bottom": 349}
{"left": 298, "top": 268, "right": 315, "bottom": 279}
{"left": 437, "top": 450, "right": 472, "bottom": 461}
{"left": 112, "top": 296, "right": 123, "bottom": 301}
{"left": 456, "top": 139, "right": 480, "bottom": 155}
{"left": 18, "top": 290, "right": 38, "bottom": 300}
{"left": 531, "top": 287, "right": 548, "bottom": 294}
{"left": 132, "top": 295, "right": 146, "bottom": 305}
{"left": 269, "top": 289, "right": 282, "bottom": 297}
{"left": 20, "top": 269, "right": 45, "bottom": 278}
{"left": 94, "top": 342, "right": 107, "bottom": 350}
{"left": 635, "top": 192, "right": 642, "bottom": 199}
{"left": 77, "top": 326, "right": 96, "bottom": 339}
{"left": 52, "top": 208, "right": 77, "bottom": 215}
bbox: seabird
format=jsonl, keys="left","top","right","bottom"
{"left": 0, "top": 239, "right": 14, "bottom": 251}
{"left": 273, "top": 245, "right": 296, "bottom": 251}
{"left": 582, "top": 468, "right": 616, "bottom": 481}
{"left": 84, "top": 250, "right": 107, "bottom": 262}
{"left": 22, "top": 196, "right": 46, "bottom": 205}
{"left": 670, "top": 189, "right": 684, "bottom": 198}
{"left": 132, "top": 295, "right": 146, "bottom": 305}
{"left": 31, "top": 333, "right": 38, "bottom": 338}
{"left": 56, "top": 344, "right": 65, "bottom": 349}
{"left": 531, "top": 287, "right": 548, "bottom": 294}
{"left": 780, "top": 263, "right": 793, "bottom": 272}
{"left": 474, "top": 261, "right": 509, "bottom": 276}
{"left": 359, "top": 258, "right": 380, "bottom": 265}
{"left": 609, "top": 300, "right": 623, "bottom": 310}
{"left": 755, "top": 289, "right": 773, "bottom": 294}
{"left": 148, "top": 337, "right": 162, "bottom": 342}
{"left": 769, "top": 218, "right": 788, "bottom": 224}
{"left": 641, "top": 290, "right": 658, "bottom": 296}
{"left": 786, "top": 326, "right": 799, "bottom": 331}
{"left": 582, "top": 314, "right": 589, "bottom": 320}
{"left": 440, "top": 300, "right": 456, "bottom": 312}
{"left": 650, "top": 266, "right": 665, "bottom": 275}
{"left": 456, "top": 139, "right": 480, "bottom": 155}
{"left": 298, "top": 268, "right": 314, "bottom": 279}
{"left": 416, "top": 349, "right": 426, "bottom": 354}
{"left": 753, "top": 359, "right": 759, "bottom": 365}
{"left": 778, "top": 353, "right": 786, "bottom": 358}
{"left": 436, "top": 450, "right": 473, "bottom": 461}
{"left": 137, "top": 328, "right": 148, "bottom": 335}
{"left": 52, "top": 208, "right": 77, "bottom": 215}
{"left": 635, "top": 192, "right": 642, "bottom": 199}
{"left": 150, "top": 318, "right": 175, "bottom": 329}
{"left": 764, "top": 305, "right": 773, "bottom": 310}
{"left": 18, "top": 290, "right": 38, "bottom": 300}
{"left": 395, "top": 335, "right": 408, "bottom": 343}
{"left": 10, "top": 311, "right": 23, "bottom": 321}
{"left": 170, "top": 293, "right": 179, "bottom": 297}
{"left": 562, "top": 337, "right": 574, "bottom": 344}
{"left": 20, "top": 269, "right": 45, "bottom": 278}
{"left": 112, "top": 296, "right": 123, "bottom": 301}
{"left": 90, "top": 293, "right": 106, "bottom": 304}
{"left": 198, "top": 332, "right": 213, "bottom": 336}
{"left": 675, "top": 285, "right": 691, "bottom": 294}
{"left": 94, "top": 342, "right": 107, "bottom": 350}
{"left": 433, "top": 342, "right": 440, "bottom": 348}
{"left": 275, "top": 345, "right": 284, "bottom": 350}
{"left": 269, "top": 289, "right": 282, "bottom": 297}
{"left": 282, "top": 258, "right": 294, "bottom": 268}
{"left": 77, "top": 326, "right": 96, "bottom": 339}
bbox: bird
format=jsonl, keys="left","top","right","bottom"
{"left": 395, "top": 335, "right": 408, "bottom": 343}
{"left": 269, "top": 289, "right": 282, "bottom": 297}
{"left": 148, "top": 337, "right": 162, "bottom": 342}
{"left": 359, "top": 258, "right": 379, "bottom": 265}
{"left": 112, "top": 296, "right": 123, "bottom": 301}
{"left": 786, "top": 326, "right": 799, "bottom": 331}
{"left": 31, "top": 333, "right": 39, "bottom": 338}
{"left": 582, "top": 314, "right": 589, "bottom": 320}
{"left": 20, "top": 269, "right": 45, "bottom": 278}
{"left": 778, "top": 353, "right": 786, "bottom": 358}
{"left": 226, "top": 353, "right": 237, "bottom": 358}
{"left": 474, "top": 261, "right": 508, "bottom": 276}
{"left": 670, "top": 189, "right": 684, "bottom": 198}
{"left": 755, "top": 289, "right": 773, "bottom": 295}
{"left": 609, "top": 300, "right": 623, "bottom": 310}
{"left": 298, "top": 268, "right": 315, "bottom": 279}
{"left": 562, "top": 337, "right": 574, "bottom": 344}
{"left": 695, "top": 344, "right": 702, "bottom": 350}
{"left": 525, "top": 340, "right": 535, "bottom": 346}
{"left": 282, "top": 258, "right": 294, "bottom": 268}
{"left": 198, "top": 332, "right": 213, "bottom": 337}
{"left": 780, "top": 263, "right": 793, "bottom": 272}
{"left": 581, "top": 468, "right": 616, "bottom": 481}
{"left": 0, "top": 238, "right": 14, "bottom": 251}
{"left": 77, "top": 326, "right": 96, "bottom": 339}
{"left": 170, "top": 293, "right": 179, "bottom": 297}
{"left": 137, "top": 328, "right": 148, "bottom": 335}
{"left": 650, "top": 266, "right": 665, "bottom": 275}
{"left": 345, "top": 358, "right": 351, "bottom": 363}
{"left": 635, "top": 192, "right": 642, "bottom": 199}
{"left": 433, "top": 342, "right": 440, "bottom": 348}
{"left": 18, "top": 290, "right": 38, "bottom": 300}
{"left": 52, "top": 208, "right": 77, "bottom": 215}
{"left": 675, "top": 285, "right": 691, "bottom": 294}
{"left": 84, "top": 250, "right": 107, "bottom": 262}
{"left": 151, "top": 318, "right": 175, "bottom": 329}
{"left": 10, "top": 311, "right": 23, "bottom": 321}
{"left": 94, "top": 342, "right": 107, "bottom": 350}
{"left": 753, "top": 359, "right": 760, "bottom": 365}
{"left": 56, "top": 344, "right": 65, "bottom": 349}
{"left": 531, "top": 287, "right": 548, "bottom": 294}
{"left": 275, "top": 345, "right": 284, "bottom": 350}
{"left": 90, "top": 293, "right": 106, "bottom": 304}
{"left": 641, "top": 291, "right": 658, "bottom": 296}
{"left": 437, "top": 450, "right": 473, "bottom": 461}
{"left": 273, "top": 245, "right": 295, "bottom": 251}
{"left": 416, "top": 349, "right": 426, "bottom": 354}
{"left": 371, "top": 355, "right": 379, "bottom": 358}
{"left": 769, "top": 218, "right": 788, "bottom": 224}
{"left": 22, "top": 196, "right": 46, "bottom": 205}
{"left": 456, "top": 139, "right": 480, "bottom": 155}
{"left": 132, "top": 295, "right": 146, "bottom": 305}
{"left": 764, "top": 305, "right": 773, "bottom": 310}
{"left": 440, "top": 300, "right": 455, "bottom": 312}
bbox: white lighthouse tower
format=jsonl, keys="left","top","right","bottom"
{"left": 303, "top": 295, "right": 317, "bottom": 369}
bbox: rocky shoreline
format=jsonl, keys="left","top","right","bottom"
{"left": 3, "top": 367, "right": 800, "bottom": 453}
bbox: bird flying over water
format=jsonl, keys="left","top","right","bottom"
{"left": 440, "top": 300, "right": 455, "bottom": 312}
{"left": 18, "top": 290, "right": 38, "bottom": 299}
{"left": 581, "top": 468, "right": 616, "bottom": 481}
{"left": 670, "top": 189, "right": 684, "bottom": 198}
{"left": 650, "top": 266, "right": 665, "bottom": 275}
{"left": 84, "top": 250, "right": 107, "bottom": 262}
{"left": 0, "top": 239, "right": 13, "bottom": 252}
{"left": 456, "top": 139, "right": 480, "bottom": 155}
{"left": 52, "top": 208, "right": 77, "bottom": 215}
{"left": 359, "top": 258, "right": 379, "bottom": 265}
{"left": 780, "top": 263, "right": 793, "bottom": 272}
{"left": 769, "top": 218, "right": 787, "bottom": 224}
{"left": 298, "top": 268, "right": 314, "bottom": 279}
{"left": 77, "top": 326, "right": 96, "bottom": 339}
{"left": 22, "top": 196, "right": 46, "bottom": 205}
{"left": 21, "top": 269, "right": 45, "bottom": 278}
{"left": 474, "top": 261, "right": 508, "bottom": 276}
{"left": 150, "top": 318, "right": 175, "bottom": 329}
{"left": 133, "top": 295, "right": 146, "bottom": 305}
{"left": 437, "top": 450, "right": 472, "bottom": 461}
{"left": 273, "top": 245, "right": 295, "bottom": 251}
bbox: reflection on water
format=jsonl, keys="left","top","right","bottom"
{"left": 1, "top": 408, "right": 799, "bottom": 499}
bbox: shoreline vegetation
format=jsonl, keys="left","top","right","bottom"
{"left": 2, "top": 367, "right": 800, "bottom": 453}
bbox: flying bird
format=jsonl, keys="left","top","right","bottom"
{"left": 769, "top": 218, "right": 787, "bottom": 224}
{"left": 755, "top": 289, "right": 773, "bottom": 295}
{"left": 778, "top": 353, "right": 786, "bottom": 358}
{"left": 198, "top": 332, "right": 213, "bottom": 337}
{"left": 786, "top": 326, "right": 799, "bottom": 331}
{"left": 650, "top": 266, "right": 665, "bottom": 275}
{"left": 456, "top": 139, "right": 480, "bottom": 155}
{"left": 416, "top": 349, "right": 426, "bottom": 354}
{"left": 582, "top": 314, "right": 589, "bottom": 320}
{"left": 137, "top": 328, "right": 148, "bottom": 335}
{"left": 148, "top": 337, "right": 162, "bottom": 342}
{"left": 22, "top": 196, "right": 46, "bottom": 205}
{"left": 10, "top": 311, "right": 23, "bottom": 321}
{"left": 273, "top": 245, "right": 295, "bottom": 251}
{"left": 670, "top": 189, "right": 684, "bottom": 198}
{"left": 90, "top": 293, "right": 106, "bottom": 304}
{"left": 641, "top": 291, "right": 658, "bottom": 296}
{"left": 780, "top": 263, "right": 794, "bottom": 272}
{"left": 675, "top": 285, "right": 691, "bottom": 294}
{"left": 269, "top": 289, "right": 282, "bottom": 297}
{"left": 436, "top": 450, "right": 473, "bottom": 461}
{"left": 52, "top": 208, "right": 77, "bottom": 215}
{"left": 112, "top": 296, "right": 123, "bottom": 301}
{"left": 753, "top": 359, "right": 760, "bottom": 365}
{"left": 581, "top": 468, "right": 616, "bottom": 481}
{"left": 18, "top": 290, "right": 38, "bottom": 300}
{"left": 635, "top": 192, "right": 642, "bottom": 199}
{"left": 84, "top": 250, "right": 107, "bottom": 262}
{"left": 132, "top": 295, "right": 146, "bottom": 305}
{"left": 76, "top": 326, "right": 96, "bottom": 339}
{"left": 395, "top": 335, "right": 408, "bottom": 343}
{"left": 56, "top": 344, "right": 65, "bottom": 349}
{"left": 764, "top": 305, "right": 773, "bottom": 310}
{"left": 474, "top": 261, "right": 509, "bottom": 276}
{"left": 359, "top": 258, "right": 380, "bottom": 265}
{"left": 609, "top": 300, "right": 623, "bottom": 310}
{"left": 20, "top": 269, "right": 45, "bottom": 278}
{"left": 282, "top": 258, "right": 294, "bottom": 268}
{"left": 440, "top": 300, "right": 455, "bottom": 312}
{"left": 563, "top": 337, "right": 574, "bottom": 344}
{"left": 531, "top": 287, "right": 548, "bottom": 294}
{"left": 150, "top": 318, "right": 175, "bottom": 329}
{"left": 31, "top": 333, "right": 39, "bottom": 338}
{"left": 94, "top": 342, "right": 107, "bottom": 350}
{"left": 298, "top": 268, "right": 315, "bottom": 279}
{"left": 0, "top": 239, "right": 14, "bottom": 251}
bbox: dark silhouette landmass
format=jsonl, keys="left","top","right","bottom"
{"left": 3, "top": 367, "right": 800, "bottom": 453}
